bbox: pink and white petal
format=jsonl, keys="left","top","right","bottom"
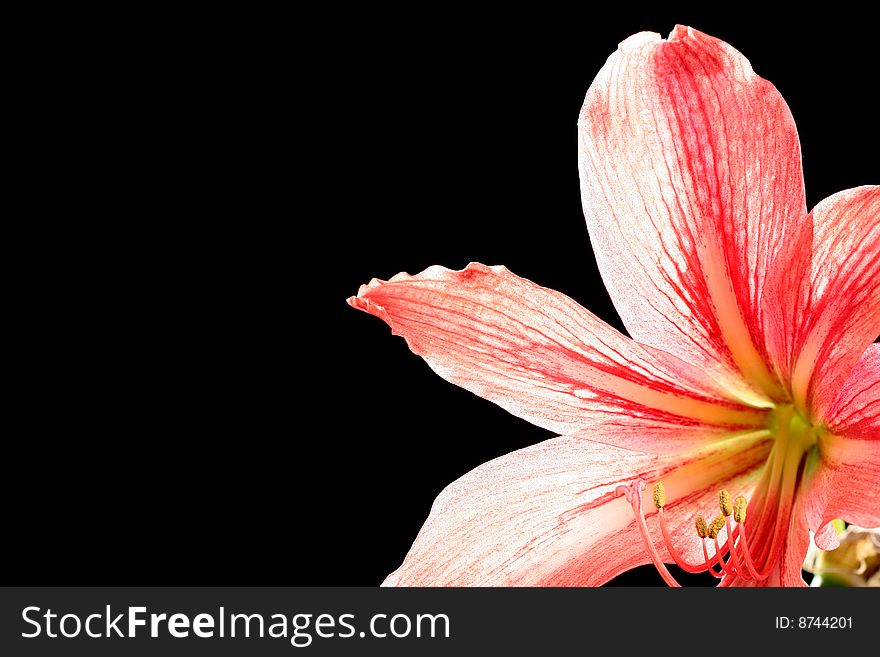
{"left": 578, "top": 26, "right": 806, "bottom": 404}
{"left": 804, "top": 347, "right": 880, "bottom": 536}
{"left": 787, "top": 188, "right": 880, "bottom": 421}
{"left": 803, "top": 434, "right": 880, "bottom": 540}
{"left": 349, "top": 262, "right": 766, "bottom": 453}
{"left": 778, "top": 496, "right": 811, "bottom": 587}
{"left": 812, "top": 523, "right": 840, "bottom": 552}
{"left": 383, "top": 431, "right": 771, "bottom": 586}
{"left": 826, "top": 343, "right": 879, "bottom": 441}
{"left": 782, "top": 319, "right": 879, "bottom": 549}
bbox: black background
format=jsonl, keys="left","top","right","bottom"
{"left": 10, "top": 8, "right": 877, "bottom": 586}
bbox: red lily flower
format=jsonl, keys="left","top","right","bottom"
{"left": 348, "top": 25, "right": 879, "bottom": 586}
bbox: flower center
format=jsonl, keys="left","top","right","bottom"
{"left": 616, "top": 405, "right": 818, "bottom": 586}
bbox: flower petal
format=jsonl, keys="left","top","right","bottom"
{"left": 803, "top": 345, "right": 880, "bottom": 536}
{"left": 349, "top": 262, "right": 766, "bottom": 453}
{"left": 577, "top": 26, "right": 806, "bottom": 404}
{"left": 382, "top": 431, "right": 771, "bottom": 586}
{"left": 779, "top": 504, "right": 811, "bottom": 587}
{"left": 785, "top": 187, "right": 880, "bottom": 420}
{"left": 758, "top": 491, "right": 811, "bottom": 587}
{"left": 813, "top": 522, "right": 840, "bottom": 552}
{"left": 826, "top": 343, "right": 880, "bottom": 441}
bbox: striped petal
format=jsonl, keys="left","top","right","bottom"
{"left": 783, "top": 187, "right": 880, "bottom": 420}
{"left": 349, "top": 263, "right": 766, "bottom": 454}
{"left": 803, "top": 345, "right": 880, "bottom": 543}
{"left": 382, "top": 431, "right": 770, "bottom": 586}
{"left": 578, "top": 26, "right": 806, "bottom": 405}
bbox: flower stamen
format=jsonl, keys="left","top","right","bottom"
{"left": 654, "top": 507, "right": 716, "bottom": 574}
{"left": 724, "top": 517, "right": 745, "bottom": 577}
{"left": 706, "top": 515, "right": 737, "bottom": 577}
{"left": 733, "top": 495, "right": 747, "bottom": 524}
{"left": 702, "top": 540, "right": 725, "bottom": 578}
{"left": 617, "top": 479, "right": 755, "bottom": 586}
{"left": 719, "top": 490, "right": 733, "bottom": 517}
{"left": 729, "top": 496, "right": 772, "bottom": 581}
{"left": 653, "top": 483, "right": 666, "bottom": 510}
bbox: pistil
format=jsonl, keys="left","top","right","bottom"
{"left": 615, "top": 480, "right": 682, "bottom": 587}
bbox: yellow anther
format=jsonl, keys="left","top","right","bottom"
{"left": 653, "top": 483, "right": 666, "bottom": 510}
{"left": 708, "top": 516, "right": 726, "bottom": 539}
{"left": 695, "top": 516, "right": 708, "bottom": 539}
{"left": 734, "top": 496, "right": 747, "bottom": 524}
{"left": 719, "top": 490, "right": 733, "bottom": 517}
